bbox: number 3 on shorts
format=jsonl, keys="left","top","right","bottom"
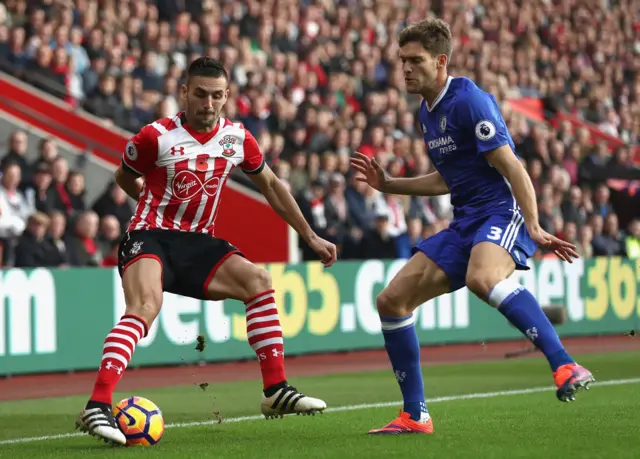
{"left": 487, "top": 226, "right": 503, "bottom": 241}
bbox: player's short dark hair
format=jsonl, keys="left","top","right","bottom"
{"left": 186, "top": 57, "right": 229, "bottom": 83}
{"left": 399, "top": 18, "right": 453, "bottom": 60}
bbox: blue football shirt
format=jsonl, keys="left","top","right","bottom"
{"left": 419, "top": 76, "right": 520, "bottom": 219}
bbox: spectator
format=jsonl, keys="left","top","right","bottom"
{"left": 48, "top": 210, "right": 69, "bottom": 266}
{"left": 5, "top": 26, "right": 28, "bottom": 70}
{"left": 65, "top": 170, "right": 87, "bottom": 213}
{"left": 592, "top": 184, "right": 615, "bottom": 219}
{"left": 14, "top": 211, "right": 65, "bottom": 268}
{"left": 25, "top": 45, "right": 66, "bottom": 98}
{"left": 576, "top": 225, "right": 594, "bottom": 259}
{"left": 625, "top": 220, "right": 640, "bottom": 259}
{"left": 592, "top": 213, "right": 625, "bottom": 257}
{"left": 296, "top": 178, "right": 329, "bottom": 261}
{"left": 82, "top": 73, "right": 123, "bottom": 124}
{"left": 92, "top": 180, "right": 134, "bottom": 232}
{"left": 384, "top": 193, "right": 409, "bottom": 239}
{"left": 22, "top": 161, "right": 53, "bottom": 214}
{"left": 97, "top": 214, "right": 121, "bottom": 259}
{"left": 344, "top": 174, "right": 373, "bottom": 231}
{"left": 1, "top": 130, "right": 30, "bottom": 178}
{"left": 287, "top": 151, "right": 309, "bottom": 196}
{"left": 67, "top": 210, "right": 101, "bottom": 267}
{"left": 561, "top": 186, "right": 588, "bottom": 226}
{"left": 47, "top": 157, "right": 72, "bottom": 215}
{"left": 562, "top": 143, "right": 581, "bottom": 186}
{"left": 324, "top": 173, "right": 359, "bottom": 257}
{"left": 34, "top": 137, "right": 59, "bottom": 166}
{"left": 538, "top": 198, "right": 555, "bottom": 235}
{"left": 82, "top": 52, "right": 107, "bottom": 97}
{"left": 563, "top": 222, "right": 578, "bottom": 246}
{"left": 607, "top": 146, "right": 640, "bottom": 180}
{"left": 359, "top": 210, "right": 397, "bottom": 260}
{"left": 0, "top": 161, "right": 31, "bottom": 264}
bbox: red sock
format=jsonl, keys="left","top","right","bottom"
{"left": 245, "top": 289, "right": 286, "bottom": 390}
{"left": 90, "top": 314, "right": 148, "bottom": 405}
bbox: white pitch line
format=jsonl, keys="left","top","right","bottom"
{"left": 1, "top": 377, "right": 639, "bottom": 446}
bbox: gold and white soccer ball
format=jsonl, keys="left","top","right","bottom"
{"left": 113, "top": 396, "right": 165, "bottom": 446}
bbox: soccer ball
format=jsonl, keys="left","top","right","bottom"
{"left": 113, "top": 396, "right": 165, "bottom": 446}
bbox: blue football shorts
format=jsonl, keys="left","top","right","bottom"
{"left": 412, "top": 210, "right": 538, "bottom": 292}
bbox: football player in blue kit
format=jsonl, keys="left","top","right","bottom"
{"left": 350, "top": 18, "right": 595, "bottom": 435}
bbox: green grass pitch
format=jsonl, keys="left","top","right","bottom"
{"left": 1, "top": 350, "right": 638, "bottom": 459}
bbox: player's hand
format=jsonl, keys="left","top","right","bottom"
{"left": 350, "top": 152, "right": 390, "bottom": 192}
{"left": 307, "top": 234, "right": 337, "bottom": 268}
{"left": 528, "top": 225, "right": 580, "bottom": 263}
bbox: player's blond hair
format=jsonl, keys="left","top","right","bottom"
{"left": 399, "top": 18, "right": 453, "bottom": 60}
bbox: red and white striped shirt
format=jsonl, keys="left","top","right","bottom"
{"left": 121, "top": 112, "right": 265, "bottom": 235}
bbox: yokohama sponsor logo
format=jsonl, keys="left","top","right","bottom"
{"left": 172, "top": 170, "right": 220, "bottom": 200}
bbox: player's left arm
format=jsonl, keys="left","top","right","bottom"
{"left": 241, "top": 129, "right": 337, "bottom": 266}
{"left": 459, "top": 92, "right": 538, "bottom": 228}
{"left": 484, "top": 145, "right": 539, "bottom": 229}
{"left": 462, "top": 92, "right": 578, "bottom": 260}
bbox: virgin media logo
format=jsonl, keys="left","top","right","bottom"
{"left": 172, "top": 170, "right": 220, "bottom": 200}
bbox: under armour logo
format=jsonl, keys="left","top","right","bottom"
{"left": 271, "top": 348, "right": 284, "bottom": 358}
{"left": 104, "top": 361, "right": 123, "bottom": 374}
{"left": 170, "top": 146, "right": 185, "bottom": 156}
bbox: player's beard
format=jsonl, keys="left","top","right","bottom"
{"left": 201, "top": 113, "right": 217, "bottom": 128}
{"left": 189, "top": 108, "right": 218, "bottom": 131}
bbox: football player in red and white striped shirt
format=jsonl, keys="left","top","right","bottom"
{"left": 76, "top": 57, "right": 337, "bottom": 445}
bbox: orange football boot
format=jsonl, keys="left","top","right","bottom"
{"left": 368, "top": 410, "right": 434, "bottom": 435}
{"left": 554, "top": 363, "right": 595, "bottom": 402}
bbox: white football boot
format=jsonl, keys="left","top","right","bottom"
{"left": 261, "top": 384, "right": 327, "bottom": 419}
{"left": 75, "top": 405, "right": 127, "bottom": 445}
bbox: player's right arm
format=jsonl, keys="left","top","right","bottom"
{"left": 114, "top": 166, "right": 143, "bottom": 201}
{"left": 350, "top": 152, "right": 450, "bottom": 196}
{"left": 116, "top": 126, "right": 159, "bottom": 200}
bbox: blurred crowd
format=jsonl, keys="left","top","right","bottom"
{"left": 0, "top": 0, "right": 639, "bottom": 268}
{"left": 0, "top": 130, "right": 134, "bottom": 267}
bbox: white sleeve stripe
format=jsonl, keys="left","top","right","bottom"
{"left": 151, "top": 121, "right": 168, "bottom": 134}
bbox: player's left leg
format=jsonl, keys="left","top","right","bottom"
{"left": 465, "top": 216, "right": 594, "bottom": 402}
{"left": 169, "top": 234, "right": 325, "bottom": 418}
{"left": 204, "top": 253, "right": 326, "bottom": 418}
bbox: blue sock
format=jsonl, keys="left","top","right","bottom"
{"left": 380, "top": 314, "right": 429, "bottom": 421}
{"left": 489, "top": 279, "right": 575, "bottom": 371}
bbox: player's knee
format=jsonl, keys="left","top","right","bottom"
{"left": 465, "top": 271, "right": 496, "bottom": 302}
{"left": 376, "top": 290, "right": 410, "bottom": 317}
{"left": 125, "top": 289, "right": 162, "bottom": 325}
{"left": 242, "top": 267, "right": 272, "bottom": 299}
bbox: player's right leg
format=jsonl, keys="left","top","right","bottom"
{"left": 76, "top": 232, "right": 168, "bottom": 445}
{"left": 369, "top": 229, "right": 466, "bottom": 435}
